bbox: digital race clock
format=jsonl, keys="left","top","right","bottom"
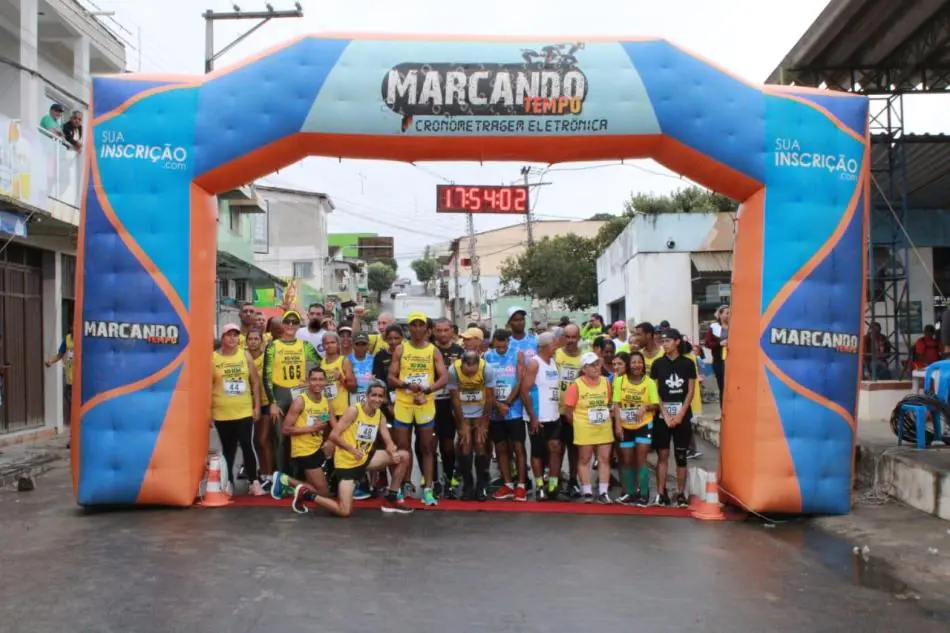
{"left": 435, "top": 185, "right": 530, "bottom": 215}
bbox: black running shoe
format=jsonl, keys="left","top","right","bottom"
{"left": 595, "top": 492, "right": 612, "bottom": 505}
{"left": 615, "top": 493, "right": 635, "bottom": 506}
{"left": 476, "top": 487, "right": 488, "bottom": 502}
{"left": 653, "top": 491, "right": 671, "bottom": 507}
{"left": 675, "top": 493, "right": 689, "bottom": 508}
{"left": 582, "top": 493, "right": 594, "bottom": 504}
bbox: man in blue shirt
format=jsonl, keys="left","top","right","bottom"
{"left": 485, "top": 329, "right": 527, "bottom": 501}
{"left": 506, "top": 306, "right": 538, "bottom": 362}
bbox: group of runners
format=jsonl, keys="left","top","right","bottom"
{"left": 209, "top": 301, "right": 717, "bottom": 519}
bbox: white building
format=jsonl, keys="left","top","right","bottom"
{"left": 251, "top": 183, "right": 334, "bottom": 298}
{"left": 0, "top": 0, "right": 125, "bottom": 441}
{"left": 596, "top": 212, "right": 736, "bottom": 342}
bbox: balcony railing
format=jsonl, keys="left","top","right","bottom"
{"left": 37, "top": 127, "right": 83, "bottom": 209}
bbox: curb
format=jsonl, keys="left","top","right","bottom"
{"left": 0, "top": 453, "right": 63, "bottom": 490}
{"left": 855, "top": 443, "right": 950, "bottom": 522}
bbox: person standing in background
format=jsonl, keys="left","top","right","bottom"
{"left": 704, "top": 305, "right": 730, "bottom": 409}
{"left": 45, "top": 324, "right": 75, "bottom": 428}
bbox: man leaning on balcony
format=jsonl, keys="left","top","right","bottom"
{"left": 39, "top": 103, "right": 65, "bottom": 139}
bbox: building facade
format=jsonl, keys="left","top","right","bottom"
{"left": 446, "top": 220, "right": 605, "bottom": 324}
{"left": 0, "top": 0, "right": 125, "bottom": 438}
{"left": 596, "top": 212, "right": 736, "bottom": 343}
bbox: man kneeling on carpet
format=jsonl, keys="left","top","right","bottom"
{"left": 273, "top": 379, "right": 414, "bottom": 516}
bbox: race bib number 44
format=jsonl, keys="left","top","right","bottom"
{"left": 224, "top": 380, "right": 246, "bottom": 396}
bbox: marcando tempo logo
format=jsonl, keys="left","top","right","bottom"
{"left": 773, "top": 137, "right": 859, "bottom": 181}
{"left": 382, "top": 43, "right": 603, "bottom": 134}
{"left": 98, "top": 131, "right": 188, "bottom": 171}
{"left": 84, "top": 320, "right": 181, "bottom": 345}
{"left": 769, "top": 327, "right": 858, "bottom": 354}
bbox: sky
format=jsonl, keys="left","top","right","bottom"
{"left": 82, "top": 0, "right": 949, "bottom": 275}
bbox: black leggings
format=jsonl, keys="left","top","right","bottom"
{"left": 214, "top": 418, "right": 258, "bottom": 485}
{"left": 712, "top": 359, "right": 725, "bottom": 406}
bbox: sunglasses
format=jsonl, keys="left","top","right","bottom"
{"left": 284, "top": 320, "right": 300, "bottom": 326}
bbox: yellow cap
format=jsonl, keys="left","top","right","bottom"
{"left": 461, "top": 327, "right": 484, "bottom": 340}
{"left": 282, "top": 310, "right": 302, "bottom": 322}
{"left": 407, "top": 311, "right": 428, "bottom": 324}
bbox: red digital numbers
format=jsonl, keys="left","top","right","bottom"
{"left": 436, "top": 185, "right": 529, "bottom": 214}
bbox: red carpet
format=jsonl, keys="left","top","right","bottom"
{"left": 229, "top": 494, "right": 693, "bottom": 518}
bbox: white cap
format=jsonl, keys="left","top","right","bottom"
{"left": 581, "top": 352, "right": 600, "bottom": 367}
{"left": 507, "top": 306, "right": 528, "bottom": 319}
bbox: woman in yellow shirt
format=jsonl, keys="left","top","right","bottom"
{"left": 612, "top": 351, "right": 660, "bottom": 506}
{"left": 563, "top": 352, "right": 614, "bottom": 504}
{"left": 211, "top": 323, "right": 261, "bottom": 494}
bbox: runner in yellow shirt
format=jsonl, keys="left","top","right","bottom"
{"left": 562, "top": 352, "right": 613, "bottom": 504}
{"left": 211, "top": 323, "right": 262, "bottom": 494}
{"left": 554, "top": 323, "right": 584, "bottom": 497}
{"left": 388, "top": 311, "right": 448, "bottom": 507}
{"left": 612, "top": 351, "right": 660, "bottom": 506}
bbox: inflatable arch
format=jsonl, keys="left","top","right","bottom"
{"left": 74, "top": 35, "right": 869, "bottom": 515}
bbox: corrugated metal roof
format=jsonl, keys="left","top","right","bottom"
{"left": 766, "top": 0, "right": 950, "bottom": 92}
{"left": 871, "top": 134, "right": 950, "bottom": 209}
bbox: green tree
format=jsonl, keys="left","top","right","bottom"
{"left": 593, "top": 214, "right": 633, "bottom": 254}
{"left": 499, "top": 234, "right": 597, "bottom": 311}
{"left": 367, "top": 262, "right": 397, "bottom": 302}
{"left": 587, "top": 213, "right": 616, "bottom": 221}
{"left": 410, "top": 254, "right": 437, "bottom": 293}
{"left": 379, "top": 257, "right": 398, "bottom": 273}
{"left": 623, "top": 185, "right": 738, "bottom": 215}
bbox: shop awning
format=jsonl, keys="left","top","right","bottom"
{"left": 690, "top": 252, "right": 733, "bottom": 273}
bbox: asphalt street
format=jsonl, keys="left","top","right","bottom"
{"left": 1, "top": 465, "right": 948, "bottom": 633}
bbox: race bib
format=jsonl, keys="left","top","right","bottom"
{"left": 324, "top": 383, "right": 338, "bottom": 399}
{"left": 350, "top": 391, "right": 367, "bottom": 405}
{"left": 306, "top": 414, "right": 323, "bottom": 428}
{"left": 548, "top": 386, "right": 561, "bottom": 403}
{"left": 663, "top": 403, "right": 682, "bottom": 418}
{"left": 433, "top": 386, "right": 450, "bottom": 399}
{"left": 588, "top": 407, "right": 610, "bottom": 425}
{"left": 495, "top": 384, "right": 512, "bottom": 401}
{"left": 460, "top": 390, "right": 482, "bottom": 403}
{"left": 406, "top": 374, "right": 429, "bottom": 390}
{"left": 621, "top": 408, "right": 639, "bottom": 423}
{"left": 355, "top": 423, "right": 377, "bottom": 442}
{"left": 224, "top": 380, "right": 246, "bottom": 396}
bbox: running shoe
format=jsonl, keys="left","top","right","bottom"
{"left": 402, "top": 482, "right": 417, "bottom": 498}
{"left": 493, "top": 484, "right": 515, "bottom": 500}
{"left": 381, "top": 496, "right": 414, "bottom": 514}
{"left": 248, "top": 480, "right": 265, "bottom": 496}
{"left": 237, "top": 465, "right": 247, "bottom": 481}
{"left": 582, "top": 493, "right": 594, "bottom": 504}
{"left": 635, "top": 493, "right": 650, "bottom": 508}
{"left": 652, "top": 491, "right": 671, "bottom": 507}
{"left": 675, "top": 493, "right": 689, "bottom": 508}
{"left": 270, "top": 471, "right": 285, "bottom": 500}
{"left": 260, "top": 476, "right": 273, "bottom": 494}
{"left": 615, "top": 493, "right": 635, "bottom": 506}
{"left": 686, "top": 449, "right": 702, "bottom": 461}
{"left": 291, "top": 485, "right": 309, "bottom": 514}
{"left": 537, "top": 486, "right": 548, "bottom": 502}
{"left": 353, "top": 486, "right": 372, "bottom": 501}
{"left": 595, "top": 492, "right": 612, "bottom": 505}
{"left": 570, "top": 484, "right": 583, "bottom": 499}
{"left": 514, "top": 485, "right": 527, "bottom": 502}
{"left": 476, "top": 487, "right": 488, "bottom": 502}
{"left": 422, "top": 488, "right": 438, "bottom": 507}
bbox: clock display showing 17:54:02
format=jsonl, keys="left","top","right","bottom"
{"left": 435, "top": 184, "right": 530, "bottom": 214}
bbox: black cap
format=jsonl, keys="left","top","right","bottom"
{"left": 660, "top": 328, "right": 682, "bottom": 340}
{"left": 353, "top": 332, "right": 369, "bottom": 344}
{"left": 50, "top": 103, "right": 64, "bottom": 112}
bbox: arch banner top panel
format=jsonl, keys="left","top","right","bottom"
{"left": 75, "top": 34, "right": 869, "bottom": 515}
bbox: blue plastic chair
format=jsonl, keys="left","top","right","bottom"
{"left": 896, "top": 403, "right": 931, "bottom": 449}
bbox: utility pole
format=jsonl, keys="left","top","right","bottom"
{"left": 203, "top": 3, "right": 303, "bottom": 74}
{"left": 453, "top": 239, "right": 461, "bottom": 326}
{"left": 520, "top": 165, "right": 535, "bottom": 246}
{"left": 467, "top": 212, "right": 481, "bottom": 324}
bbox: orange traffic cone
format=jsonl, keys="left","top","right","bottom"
{"left": 199, "top": 454, "right": 232, "bottom": 508}
{"left": 691, "top": 472, "right": 726, "bottom": 521}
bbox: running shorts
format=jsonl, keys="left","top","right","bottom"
{"left": 619, "top": 424, "right": 653, "bottom": 448}
{"left": 529, "top": 421, "right": 562, "bottom": 460}
{"left": 392, "top": 399, "right": 435, "bottom": 429}
{"left": 434, "top": 398, "right": 456, "bottom": 440}
{"left": 293, "top": 450, "right": 326, "bottom": 472}
{"left": 490, "top": 419, "right": 526, "bottom": 444}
